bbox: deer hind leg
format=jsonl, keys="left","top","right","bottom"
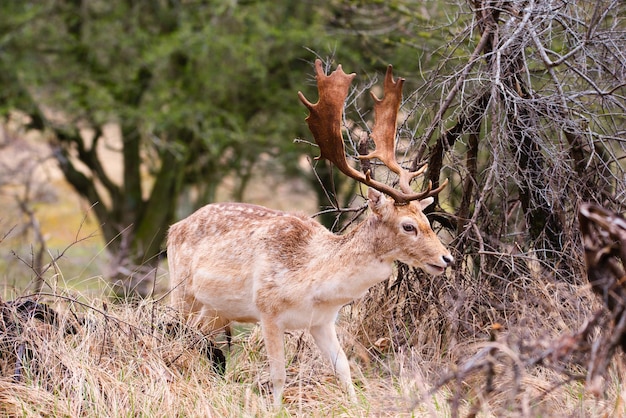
{"left": 260, "top": 317, "right": 286, "bottom": 407}
{"left": 310, "top": 322, "right": 357, "bottom": 402}
{"left": 188, "top": 307, "right": 230, "bottom": 335}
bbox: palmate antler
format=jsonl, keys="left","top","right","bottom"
{"left": 298, "top": 59, "right": 447, "bottom": 205}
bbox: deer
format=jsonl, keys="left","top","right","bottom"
{"left": 167, "top": 59, "right": 453, "bottom": 406}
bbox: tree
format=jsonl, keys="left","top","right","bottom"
{"left": 355, "top": 0, "right": 626, "bottom": 348}
{"left": 0, "top": 0, "right": 398, "bottom": 297}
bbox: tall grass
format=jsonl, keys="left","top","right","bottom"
{"left": 1, "top": 283, "right": 624, "bottom": 417}
{"left": 0, "top": 293, "right": 439, "bottom": 417}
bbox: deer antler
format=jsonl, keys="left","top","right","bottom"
{"left": 297, "top": 60, "right": 363, "bottom": 183}
{"left": 298, "top": 59, "right": 447, "bottom": 205}
{"left": 360, "top": 65, "right": 448, "bottom": 200}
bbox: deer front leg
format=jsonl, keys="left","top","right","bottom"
{"left": 260, "top": 317, "right": 286, "bottom": 406}
{"left": 310, "top": 322, "right": 357, "bottom": 402}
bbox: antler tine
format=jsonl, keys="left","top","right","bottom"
{"left": 359, "top": 65, "right": 406, "bottom": 185}
{"left": 413, "top": 178, "right": 450, "bottom": 201}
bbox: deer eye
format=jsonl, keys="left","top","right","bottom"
{"left": 402, "top": 223, "right": 416, "bottom": 233}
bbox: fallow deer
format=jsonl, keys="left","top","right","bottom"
{"left": 167, "top": 59, "right": 453, "bottom": 405}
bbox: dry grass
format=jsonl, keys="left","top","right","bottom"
{"left": 350, "top": 258, "right": 626, "bottom": 417}
{"left": 0, "top": 293, "right": 438, "bottom": 417}
{"left": 1, "top": 281, "right": 624, "bottom": 418}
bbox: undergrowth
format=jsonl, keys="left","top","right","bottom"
{"left": 0, "top": 283, "right": 624, "bottom": 417}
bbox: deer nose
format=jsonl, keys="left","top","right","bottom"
{"left": 442, "top": 254, "right": 454, "bottom": 266}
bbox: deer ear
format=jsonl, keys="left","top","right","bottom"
{"left": 419, "top": 197, "right": 435, "bottom": 210}
{"left": 368, "top": 188, "right": 389, "bottom": 216}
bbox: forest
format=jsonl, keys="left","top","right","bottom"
{"left": 1, "top": 0, "right": 625, "bottom": 416}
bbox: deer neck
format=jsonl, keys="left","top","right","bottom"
{"left": 313, "top": 214, "right": 395, "bottom": 301}
{"left": 336, "top": 214, "right": 394, "bottom": 259}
